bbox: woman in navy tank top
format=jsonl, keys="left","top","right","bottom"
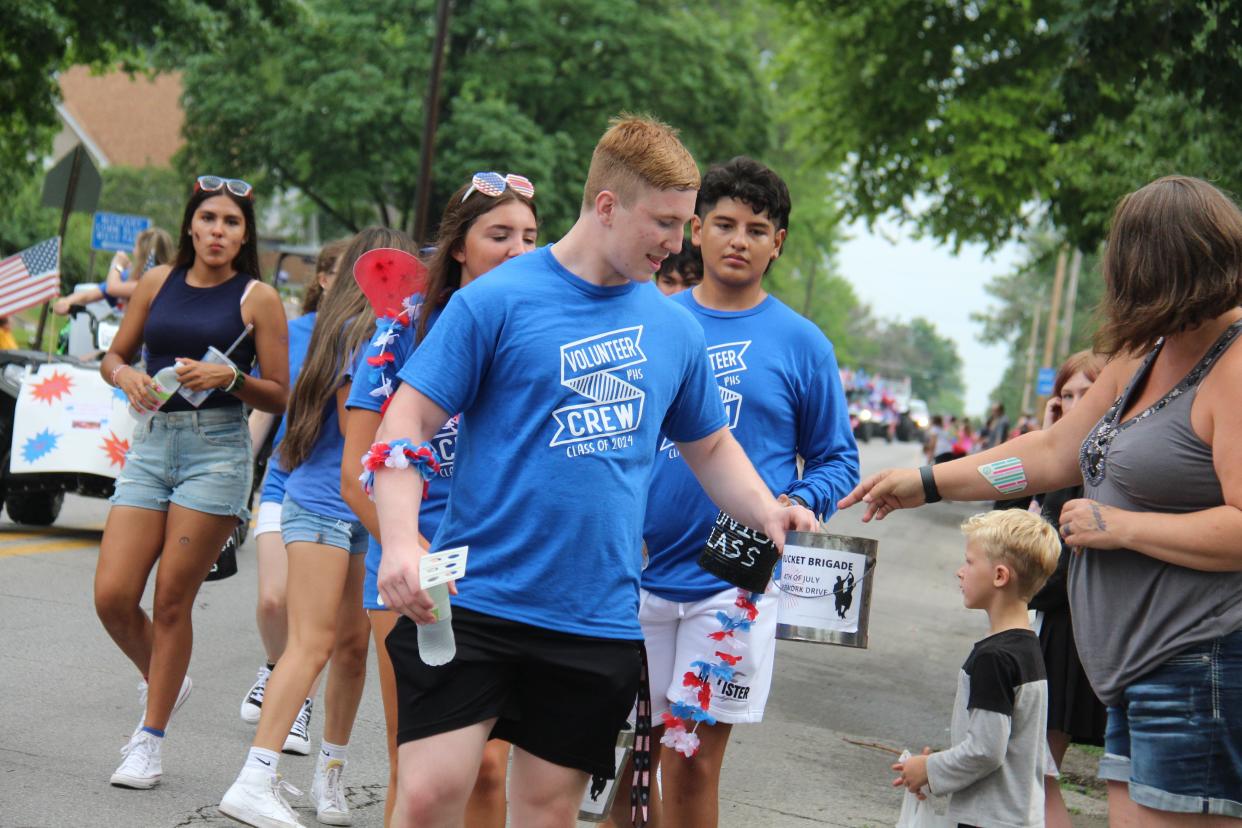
{"left": 97, "top": 178, "right": 290, "bottom": 791}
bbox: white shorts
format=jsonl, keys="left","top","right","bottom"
{"left": 639, "top": 585, "right": 778, "bottom": 725}
{"left": 254, "top": 500, "right": 283, "bottom": 537}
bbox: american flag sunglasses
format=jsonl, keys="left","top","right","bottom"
{"left": 195, "top": 175, "right": 255, "bottom": 200}
{"left": 461, "top": 172, "right": 535, "bottom": 203}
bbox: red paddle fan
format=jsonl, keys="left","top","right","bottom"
{"left": 352, "top": 247, "right": 428, "bottom": 318}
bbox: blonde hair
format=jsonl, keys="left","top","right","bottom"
{"left": 961, "top": 510, "right": 1060, "bottom": 601}
{"left": 582, "top": 114, "right": 700, "bottom": 211}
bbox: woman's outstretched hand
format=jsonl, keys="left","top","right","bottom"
{"left": 837, "top": 468, "right": 925, "bottom": 522}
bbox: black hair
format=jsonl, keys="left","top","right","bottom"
{"left": 173, "top": 185, "right": 262, "bottom": 280}
{"left": 695, "top": 156, "right": 792, "bottom": 232}
{"left": 657, "top": 245, "right": 703, "bottom": 282}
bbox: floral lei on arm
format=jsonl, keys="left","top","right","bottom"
{"left": 660, "top": 589, "right": 761, "bottom": 758}
{"left": 362, "top": 293, "right": 421, "bottom": 415}
{"left": 356, "top": 293, "right": 441, "bottom": 498}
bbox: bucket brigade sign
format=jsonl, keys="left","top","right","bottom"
{"left": 777, "top": 542, "right": 867, "bottom": 633}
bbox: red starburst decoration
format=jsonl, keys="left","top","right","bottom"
{"left": 30, "top": 371, "right": 73, "bottom": 404}
{"left": 101, "top": 431, "right": 129, "bottom": 468}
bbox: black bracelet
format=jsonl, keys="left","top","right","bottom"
{"left": 920, "top": 465, "right": 942, "bottom": 504}
{"left": 787, "top": 494, "right": 808, "bottom": 508}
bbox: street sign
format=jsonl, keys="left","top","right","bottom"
{"left": 1036, "top": 366, "right": 1055, "bottom": 396}
{"left": 40, "top": 146, "right": 102, "bottom": 214}
{"left": 91, "top": 212, "right": 150, "bottom": 252}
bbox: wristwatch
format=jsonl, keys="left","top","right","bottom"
{"left": 786, "top": 494, "right": 808, "bottom": 508}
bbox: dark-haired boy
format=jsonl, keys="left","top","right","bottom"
{"left": 638, "top": 156, "right": 860, "bottom": 825}
{"left": 655, "top": 246, "right": 703, "bottom": 296}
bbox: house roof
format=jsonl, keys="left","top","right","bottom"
{"left": 58, "top": 66, "right": 184, "bottom": 168}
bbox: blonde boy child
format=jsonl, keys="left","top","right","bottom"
{"left": 893, "top": 509, "right": 1060, "bottom": 828}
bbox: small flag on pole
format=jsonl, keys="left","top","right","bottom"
{"left": 0, "top": 238, "right": 61, "bottom": 317}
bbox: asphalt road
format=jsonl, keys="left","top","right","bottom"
{"left": 0, "top": 440, "right": 1106, "bottom": 827}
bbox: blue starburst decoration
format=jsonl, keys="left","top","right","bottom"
{"left": 22, "top": 429, "right": 60, "bottom": 462}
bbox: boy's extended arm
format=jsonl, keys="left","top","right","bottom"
{"left": 677, "top": 427, "right": 818, "bottom": 549}
{"left": 924, "top": 709, "right": 1011, "bottom": 795}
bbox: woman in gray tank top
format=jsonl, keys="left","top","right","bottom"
{"left": 840, "top": 175, "right": 1242, "bottom": 820}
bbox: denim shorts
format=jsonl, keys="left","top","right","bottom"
{"left": 110, "top": 407, "right": 253, "bottom": 520}
{"left": 1100, "top": 628, "right": 1242, "bottom": 816}
{"left": 280, "top": 495, "right": 367, "bottom": 554}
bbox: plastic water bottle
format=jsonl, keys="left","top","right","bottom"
{"left": 418, "top": 582, "right": 456, "bottom": 666}
{"left": 128, "top": 366, "right": 181, "bottom": 423}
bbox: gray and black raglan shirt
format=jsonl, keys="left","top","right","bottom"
{"left": 926, "top": 628, "right": 1047, "bottom": 828}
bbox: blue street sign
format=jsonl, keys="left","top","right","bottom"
{"left": 1036, "top": 366, "right": 1055, "bottom": 396}
{"left": 91, "top": 212, "right": 150, "bottom": 252}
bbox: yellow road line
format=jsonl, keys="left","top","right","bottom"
{"left": 0, "top": 532, "right": 45, "bottom": 544}
{"left": 0, "top": 538, "right": 98, "bottom": 558}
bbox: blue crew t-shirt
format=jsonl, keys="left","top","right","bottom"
{"left": 642, "top": 290, "right": 861, "bottom": 602}
{"left": 259, "top": 311, "right": 317, "bottom": 505}
{"left": 345, "top": 300, "right": 452, "bottom": 610}
{"left": 396, "top": 245, "right": 728, "bottom": 639}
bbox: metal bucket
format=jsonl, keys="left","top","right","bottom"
{"left": 775, "top": 531, "right": 878, "bottom": 648}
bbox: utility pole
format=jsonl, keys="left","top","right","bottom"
{"left": 1042, "top": 247, "right": 1068, "bottom": 364}
{"left": 412, "top": 0, "right": 453, "bottom": 245}
{"left": 1057, "top": 248, "right": 1083, "bottom": 363}
{"left": 1020, "top": 299, "right": 1042, "bottom": 415}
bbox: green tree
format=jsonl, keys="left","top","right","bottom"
{"left": 850, "top": 316, "right": 965, "bottom": 415}
{"left": 972, "top": 232, "right": 1104, "bottom": 418}
{"left": 0, "top": 166, "right": 187, "bottom": 290}
{"left": 179, "top": 0, "right": 774, "bottom": 239}
{"left": 0, "top": 0, "right": 292, "bottom": 193}
{"left": 776, "top": 0, "right": 1242, "bottom": 251}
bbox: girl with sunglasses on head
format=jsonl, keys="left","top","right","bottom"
{"left": 339, "top": 172, "right": 538, "bottom": 828}
{"left": 221, "top": 226, "right": 420, "bottom": 828}
{"left": 97, "top": 176, "right": 289, "bottom": 790}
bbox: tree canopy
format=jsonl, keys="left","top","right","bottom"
{"left": 777, "top": 0, "right": 1242, "bottom": 251}
{"left": 0, "top": 0, "right": 292, "bottom": 193}
{"left": 179, "top": 0, "right": 774, "bottom": 239}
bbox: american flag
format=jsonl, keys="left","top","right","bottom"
{"left": 0, "top": 238, "right": 61, "bottom": 317}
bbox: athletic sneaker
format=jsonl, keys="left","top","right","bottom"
{"left": 219, "top": 766, "right": 305, "bottom": 828}
{"left": 133, "top": 675, "right": 193, "bottom": 737}
{"left": 241, "top": 665, "right": 272, "bottom": 725}
{"left": 282, "top": 699, "right": 313, "bottom": 755}
{"left": 110, "top": 731, "right": 162, "bottom": 789}
{"left": 311, "top": 756, "right": 350, "bottom": 826}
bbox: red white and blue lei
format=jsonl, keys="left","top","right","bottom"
{"left": 659, "top": 589, "right": 761, "bottom": 758}
{"left": 357, "top": 293, "right": 442, "bottom": 498}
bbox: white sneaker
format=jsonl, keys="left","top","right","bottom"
{"left": 220, "top": 766, "right": 305, "bottom": 828}
{"left": 282, "top": 699, "right": 313, "bottom": 755}
{"left": 133, "top": 675, "right": 193, "bottom": 737}
{"left": 311, "top": 757, "right": 350, "bottom": 826}
{"left": 241, "top": 666, "right": 272, "bottom": 724}
{"left": 110, "top": 731, "right": 162, "bottom": 789}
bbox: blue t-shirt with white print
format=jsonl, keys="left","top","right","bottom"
{"left": 259, "top": 311, "right": 317, "bottom": 505}
{"left": 642, "top": 290, "right": 861, "bottom": 602}
{"left": 396, "top": 245, "right": 728, "bottom": 639}
{"left": 345, "top": 300, "right": 452, "bottom": 611}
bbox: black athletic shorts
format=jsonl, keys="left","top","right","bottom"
{"left": 386, "top": 606, "right": 643, "bottom": 778}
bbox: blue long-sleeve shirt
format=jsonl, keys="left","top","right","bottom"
{"left": 642, "top": 290, "right": 860, "bottom": 602}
